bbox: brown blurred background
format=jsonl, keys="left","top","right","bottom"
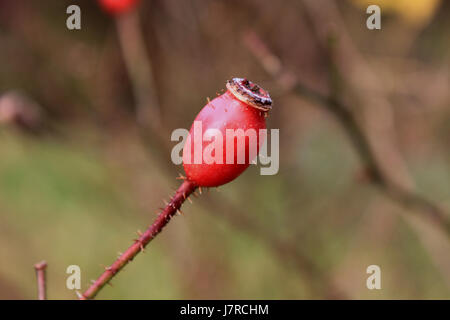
{"left": 0, "top": 0, "right": 449, "bottom": 299}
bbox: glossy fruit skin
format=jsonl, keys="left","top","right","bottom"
{"left": 98, "top": 0, "right": 139, "bottom": 15}
{"left": 182, "top": 85, "right": 269, "bottom": 187}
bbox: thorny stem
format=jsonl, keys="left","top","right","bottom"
{"left": 34, "top": 261, "right": 47, "bottom": 300}
{"left": 243, "top": 31, "right": 450, "bottom": 237}
{"left": 80, "top": 180, "right": 197, "bottom": 300}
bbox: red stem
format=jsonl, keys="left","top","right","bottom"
{"left": 80, "top": 179, "right": 197, "bottom": 300}
{"left": 34, "top": 261, "right": 47, "bottom": 300}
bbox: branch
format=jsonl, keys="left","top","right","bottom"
{"left": 34, "top": 261, "right": 47, "bottom": 300}
{"left": 243, "top": 31, "right": 450, "bottom": 237}
{"left": 115, "top": 7, "right": 161, "bottom": 129}
{"left": 80, "top": 180, "right": 197, "bottom": 300}
{"left": 202, "top": 195, "right": 346, "bottom": 299}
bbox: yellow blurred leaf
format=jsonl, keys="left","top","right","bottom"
{"left": 350, "top": 0, "right": 441, "bottom": 26}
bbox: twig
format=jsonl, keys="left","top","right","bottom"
{"left": 115, "top": 7, "right": 161, "bottom": 128}
{"left": 34, "top": 260, "right": 47, "bottom": 300}
{"left": 80, "top": 180, "right": 197, "bottom": 300}
{"left": 243, "top": 31, "right": 450, "bottom": 237}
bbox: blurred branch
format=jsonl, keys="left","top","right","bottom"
{"left": 203, "top": 194, "right": 346, "bottom": 299}
{"left": 243, "top": 30, "right": 450, "bottom": 238}
{"left": 80, "top": 180, "right": 197, "bottom": 300}
{"left": 34, "top": 260, "right": 47, "bottom": 300}
{"left": 115, "top": 7, "right": 161, "bottom": 128}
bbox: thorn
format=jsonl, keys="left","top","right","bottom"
{"left": 183, "top": 192, "right": 186, "bottom": 200}
{"left": 104, "top": 266, "right": 113, "bottom": 271}
{"left": 198, "top": 187, "right": 202, "bottom": 195}
{"left": 140, "top": 243, "right": 145, "bottom": 252}
{"left": 206, "top": 97, "right": 211, "bottom": 103}
{"left": 106, "top": 281, "right": 114, "bottom": 287}
{"left": 136, "top": 230, "right": 142, "bottom": 237}
{"left": 176, "top": 173, "right": 186, "bottom": 180}
{"left": 76, "top": 291, "right": 84, "bottom": 299}
{"left": 163, "top": 199, "right": 168, "bottom": 205}
{"left": 187, "top": 197, "right": 193, "bottom": 204}
{"left": 177, "top": 209, "right": 183, "bottom": 215}
{"left": 117, "top": 252, "right": 123, "bottom": 257}
{"left": 90, "top": 279, "right": 96, "bottom": 284}
{"left": 193, "top": 191, "right": 199, "bottom": 197}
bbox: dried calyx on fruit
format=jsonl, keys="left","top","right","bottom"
{"left": 183, "top": 78, "right": 272, "bottom": 187}
{"left": 98, "top": 0, "right": 139, "bottom": 15}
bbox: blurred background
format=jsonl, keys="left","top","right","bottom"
{"left": 0, "top": 0, "right": 449, "bottom": 299}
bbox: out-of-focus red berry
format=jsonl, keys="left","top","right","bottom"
{"left": 182, "top": 78, "right": 272, "bottom": 187}
{"left": 98, "top": 0, "right": 139, "bottom": 16}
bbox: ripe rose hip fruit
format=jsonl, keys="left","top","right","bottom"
{"left": 182, "top": 78, "right": 272, "bottom": 187}
{"left": 98, "top": 0, "right": 139, "bottom": 15}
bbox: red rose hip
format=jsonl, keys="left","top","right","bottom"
{"left": 81, "top": 79, "right": 272, "bottom": 299}
{"left": 182, "top": 78, "right": 272, "bottom": 187}
{"left": 98, "top": 0, "right": 139, "bottom": 15}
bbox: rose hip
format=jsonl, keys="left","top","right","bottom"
{"left": 82, "top": 79, "right": 273, "bottom": 299}
{"left": 98, "top": 0, "right": 139, "bottom": 15}
{"left": 183, "top": 78, "right": 272, "bottom": 187}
